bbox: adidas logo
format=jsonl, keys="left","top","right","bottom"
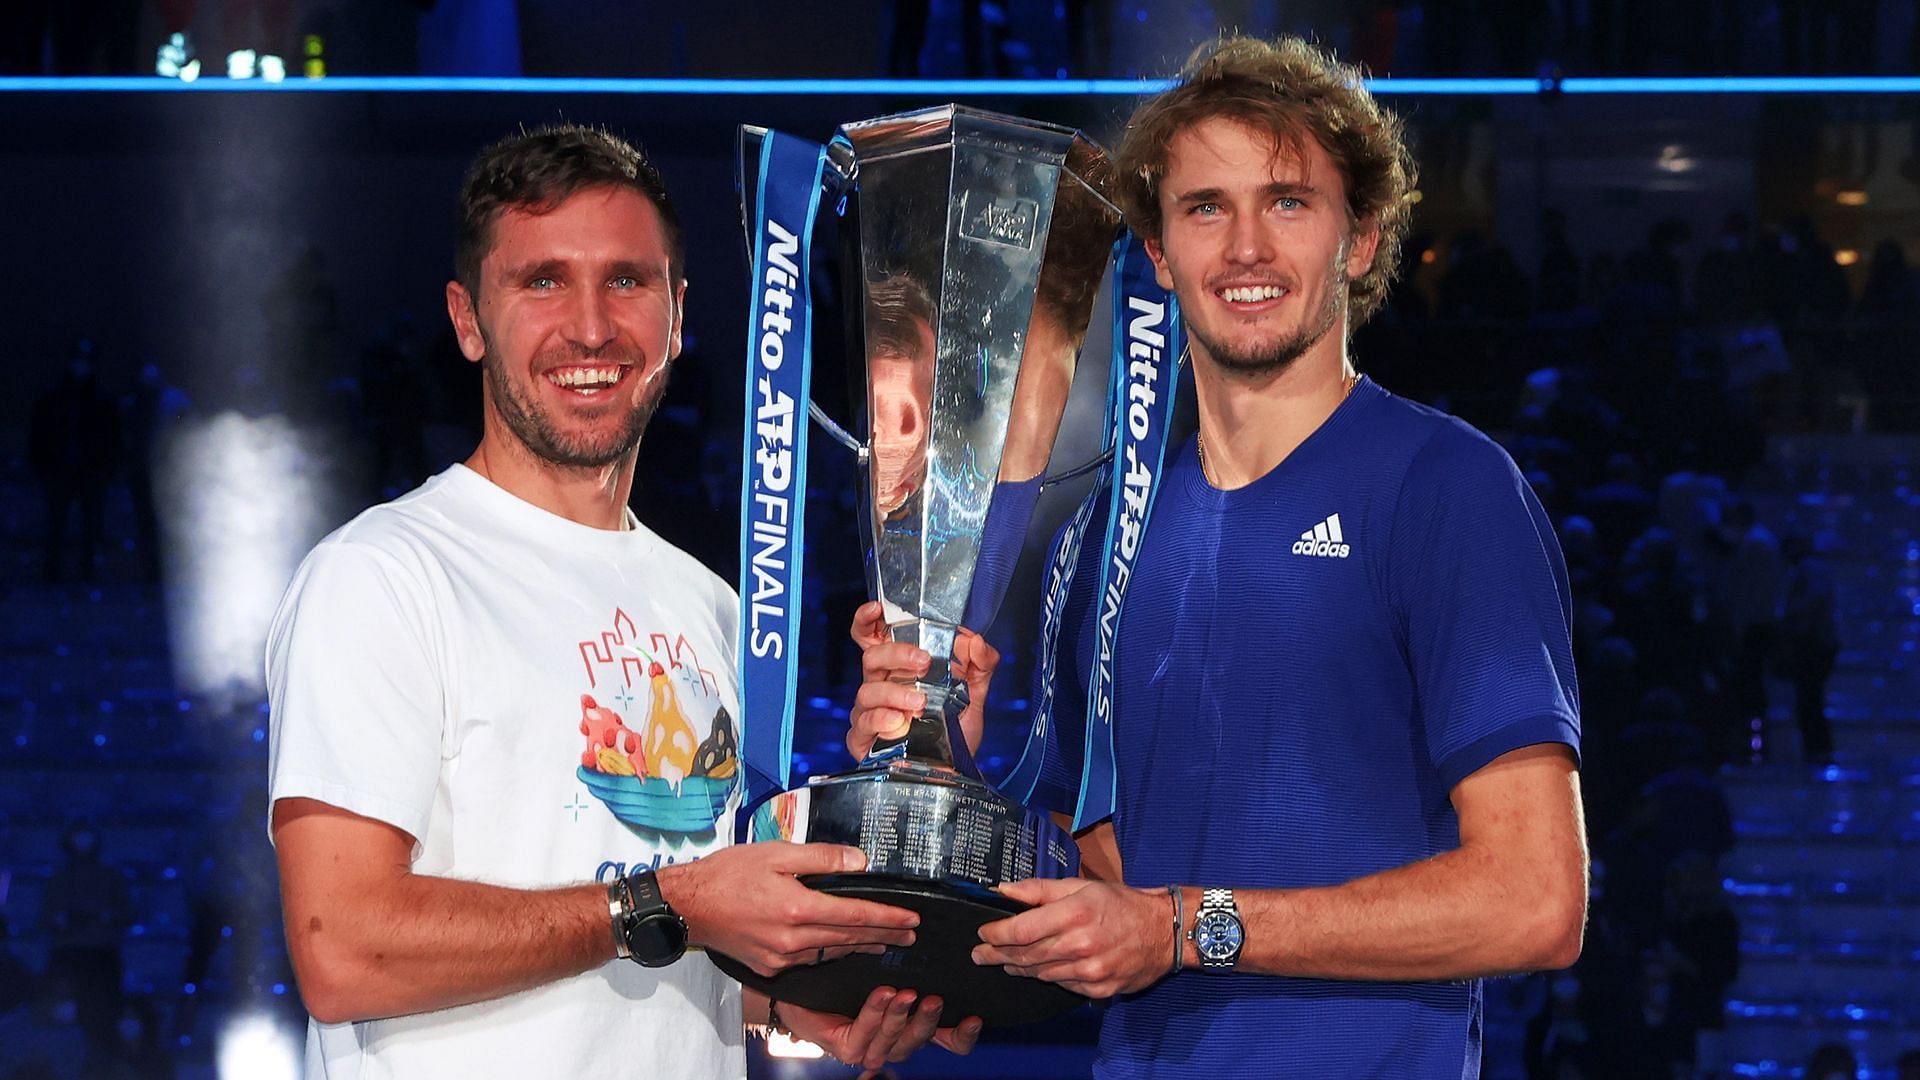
{"left": 1291, "top": 513, "right": 1352, "bottom": 559}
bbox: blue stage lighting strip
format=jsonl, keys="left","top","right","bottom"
{"left": 1558, "top": 76, "right": 1920, "bottom": 93}
{"left": 2, "top": 75, "right": 1919, "bottom": 95}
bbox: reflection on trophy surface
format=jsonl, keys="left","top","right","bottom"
{"left": 855, "top": 114, "right": 1118, "bottom": 767}
{"left": 717, "top": 105, "right": 1123, "bottom": 1026}
{"left": 865, "top": 274, "right": 936, "bottom": 518}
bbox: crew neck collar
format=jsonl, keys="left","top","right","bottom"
{"left": 442, "top": 463, "right": 651, "bottom": 549}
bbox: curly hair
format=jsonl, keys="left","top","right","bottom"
{"left": 455, "top": 124, "right": 684, "bottom": 299}
{"left": 1114, "top": 36, "right": 1417, "bottom": 328}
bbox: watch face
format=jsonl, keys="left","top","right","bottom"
{"left": 625, "top": 911, "right": 688, "bottom": 967}
{"left": 1195, "top": 910, "right": 1244, "bottom": 962}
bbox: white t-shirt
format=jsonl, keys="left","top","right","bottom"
{"left": 267, "top": 464, "right": 746, "bottom": 1079}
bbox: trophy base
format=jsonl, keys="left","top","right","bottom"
{"left": 708, "top": 873, "right": 1086, "bottom": 1027}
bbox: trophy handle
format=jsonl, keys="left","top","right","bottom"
{"left": 808, "top": 399, "right": 867, "bottom": 464}
{"left": 1038, "top": 446, "right": 1113, "bottom": 492}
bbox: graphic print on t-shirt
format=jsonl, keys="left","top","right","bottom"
{"left": 572, "top": 607, "right": 739, "bottom": 839}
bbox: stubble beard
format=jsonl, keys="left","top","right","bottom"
{"left": 480, "top": 328, "right": 666, "bottom": 469}
{"left": 1194, "top": 242, "right": 1350, "bottom": 378}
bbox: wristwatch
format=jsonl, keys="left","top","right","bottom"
{"left": 609, "top": 867, "right": 688, "bottom": 968}
{"left": 1189, "top": 888, "right": 1245, "bottom": 971}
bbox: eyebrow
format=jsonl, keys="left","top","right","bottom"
{"left": 498, "top": 258, "right": 663, "bottom": 284}
{"left": 1171, "top": 181, "right": 1326, "bottom": 204}
{"left": 500, "top": 258, "right": 567, "bottom": 284}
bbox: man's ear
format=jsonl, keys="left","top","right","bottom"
{"left": 1144, "top": 234, "right": 1174, "bottom": 291}
{"left": 1346, "top": 218, "right": 1382, "bottom": 282}
{"left": 668, "top": 278, "right": 688, "bottom": 360}
{"left": 445, "top": 281, "right": 486, "bottom": 363}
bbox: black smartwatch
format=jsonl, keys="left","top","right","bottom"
{"left": 610, "top": 867, "right": 688, "bottom": 968}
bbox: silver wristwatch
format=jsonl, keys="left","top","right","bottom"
{"left": 1189, "top": 887, "right": 1245, "bottom": 971}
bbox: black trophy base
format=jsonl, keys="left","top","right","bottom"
{"left": 708, "top": 873, "right": 1086, "bottom": 1028}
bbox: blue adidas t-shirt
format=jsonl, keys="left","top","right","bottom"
{"left": 1031, "top": 377, "right": 1579, "bottom": 1079}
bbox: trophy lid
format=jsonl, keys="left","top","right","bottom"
{"left": 835, "top": 105, "right": 1118, "bottom": 214}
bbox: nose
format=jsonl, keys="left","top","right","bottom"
{"left": 1224, "top": 210, "right": 1275, "bottom": 267}
{"left": 564, "top": 285, "right": 617, "bottom": 352}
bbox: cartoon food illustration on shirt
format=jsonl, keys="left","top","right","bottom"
{"left": 639, "top": 662, "right": 699, "bottom": 789}
{"left": 692, "top": 706, "right": 738, "bottom": 780}
{"left": 579, "top": 694, "right": 645, "bottom": 776}
{"left": 572, "top": 610, "right": 739, "bottom": 837}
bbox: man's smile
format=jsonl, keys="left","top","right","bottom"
{"left": 1211, "top": 279, "right": 1294, "bottom": 315}
{"left": 543, "top": 363, "right": 632, "bottom": 396}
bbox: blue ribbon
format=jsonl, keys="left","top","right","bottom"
{"left": 1078, "top": 235, "right": 1184, "bottom": 828}
{"left": 737, "top": 129, "right": 829, "bottom": 807}
{"left": 1002, "top": 235, "right": 1183, "bottom": 830}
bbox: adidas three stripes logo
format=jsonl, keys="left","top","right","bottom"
{"left": 1290, "top": 513, "right": 1352, "bottom": 559}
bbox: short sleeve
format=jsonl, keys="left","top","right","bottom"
{"left": 266, "top": 539, "right": 445, "bottom": 845}
{"left": 1387, "top": 425, "right": 1581, "bottom": 790}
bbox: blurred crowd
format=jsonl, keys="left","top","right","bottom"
{"left": 890, "top": 0, "right": 1920, "bottom": 80}
{"left": 9, "top": 0, "right": 1920, "bottom": 80}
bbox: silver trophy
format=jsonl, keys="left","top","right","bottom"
{"left": 715, "top": 106, "right": 1122, "bottom": 1026}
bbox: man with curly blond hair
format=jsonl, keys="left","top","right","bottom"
{"left": 850, "top": 36, "right": 1587, "bottom": 1077}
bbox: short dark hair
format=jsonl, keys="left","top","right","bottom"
{"left": 455, "top": 124, "right": 685, "bottom": 298}
{"left": 1114, "top": 36, "right": 1416, "bottom": 329}
{"left": 865, "top": 273, "right": 936, "bottom": 362}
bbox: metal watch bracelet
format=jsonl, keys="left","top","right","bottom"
{"left": 608, "top": 876, "right": 632, "bottom": 960}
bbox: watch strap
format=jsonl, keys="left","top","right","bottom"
{"left": 613, "top": 867, "right": 687, "bottom": 967}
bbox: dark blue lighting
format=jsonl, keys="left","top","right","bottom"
{"left": 1372, "top": 78, "right": 1538, "bottom": 95}
{"left": 0, "top": 75, "right": 1172, "bottom": 95}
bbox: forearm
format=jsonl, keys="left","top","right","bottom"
{"left": 1055, "top": 814, "right": 1123, "bottom": 882}
{"left": 1179, "top": 845, "right": 1585, "bottom": 982}
{"left": 284, "top": 873, "right": 613, "bottom": 1024}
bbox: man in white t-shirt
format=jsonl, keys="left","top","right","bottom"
{"left": 267, "top": 124, "right": 980, "bottom": 1079}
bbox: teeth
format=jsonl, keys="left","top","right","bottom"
{"left": 1220, "top": 285, "right": 1285, "bottom": 303}
{"left": 548, "top": 366, "right": 622, "bottom": 389}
